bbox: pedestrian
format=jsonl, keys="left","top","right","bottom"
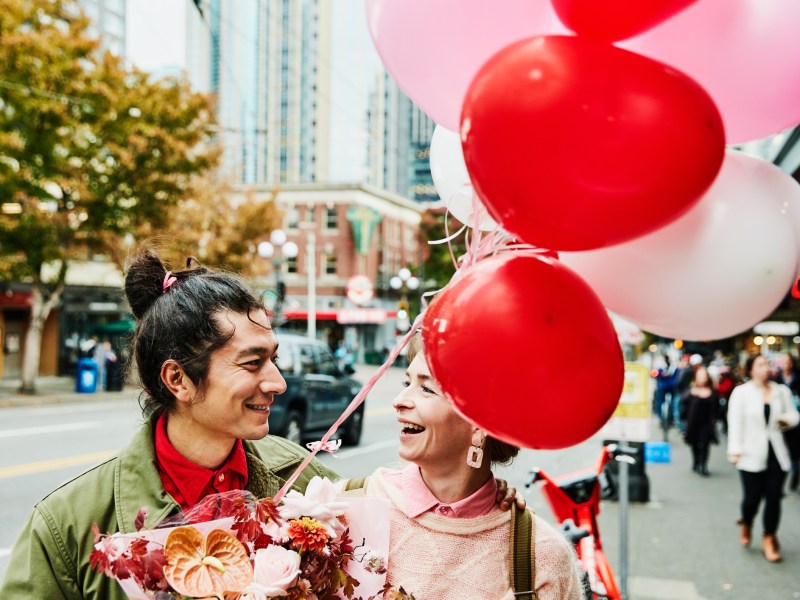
{"left": 774, "top": 352, "right": 800, "bottom": 491}
{"left": 341, "top": 332, "right": 583, "bottom": 599}
{"left": 715, "top": 365, "right": 739, "bottom": 436}
{"left": 727, "top": 354, "right": 800, "bottom": 562}
{"left": 681, "top": 366, "right": 719, "bottom": 476}
{"left": 0, "top": 248, "right": 339, "bottom": 599}
{"left": 672, "top": 354, "right": 695, "bottom": 432}
{"left": 653, "top": 354, "right": 676, "bottom": 427}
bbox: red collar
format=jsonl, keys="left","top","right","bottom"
{"left": 154, "top": 413, "right": 249, "bottom": 511}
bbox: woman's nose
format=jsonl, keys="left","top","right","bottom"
{"left": 392, "top": 387, "right": 414, "bottom": 410}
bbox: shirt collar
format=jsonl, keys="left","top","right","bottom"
{"left": 389, "top": 463, "right": 498, "bottom": 519}
{"left": 154, "top": 413, "right": 249, "bottom": 510}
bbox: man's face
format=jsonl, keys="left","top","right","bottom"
{"left": 186, "top": 310, "right": 286, "bottom": 444}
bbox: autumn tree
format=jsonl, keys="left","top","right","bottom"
{"left": 0, "top": 0, "right": 217, "bottom": 392}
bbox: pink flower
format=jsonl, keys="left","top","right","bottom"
{"left": 279, "top": 476, "right": 348, "bottom": 537}
{"left": 248, "top": 545, "right": 302, "bottom": 597}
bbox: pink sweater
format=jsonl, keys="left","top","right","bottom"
{"left": 353, "top": 468, "right": 583, "bottom": 600}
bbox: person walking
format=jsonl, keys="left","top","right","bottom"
{"left": 727, "top": 354, "right": 800, "bottom": 562}
{"left": 681, "top": 366, "right": 719, "bottom": 476}
{"left": 774, "top": 353, "right": 800, "bottom": 491}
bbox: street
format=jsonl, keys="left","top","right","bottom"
{"left": 1, "top": 365, "right": 799, "bottom": 598}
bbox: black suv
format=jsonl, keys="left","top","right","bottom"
{"left": 269, "top": 332, "right": 365, "bottom": 446}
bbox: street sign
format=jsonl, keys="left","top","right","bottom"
{"left": 600, "top": 362, "right": 651, "bottom": 442}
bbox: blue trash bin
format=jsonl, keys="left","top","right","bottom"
{"left": 75, "top": 358, "right": 99, "bottom": 393}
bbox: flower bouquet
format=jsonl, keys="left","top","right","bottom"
{"left": 91, "top": 477, "right": 390, "bottom": 599}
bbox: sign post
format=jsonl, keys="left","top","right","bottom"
{"left": 600, "top": 362, "right": 651, "bottom": 600}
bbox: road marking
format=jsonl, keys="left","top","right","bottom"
{"left": 336, "top": 439, "right": 398, "bottom": 459}
{"left": 0, "top": 548, "right": 10, "bottom": 559}
{"left": 0, "top": 421, "right": 102, "bottom": 439}
{"left": 0, "top": 450, "right": 116, "bottom": 480}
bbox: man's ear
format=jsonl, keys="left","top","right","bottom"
{"left": 160, "top": 360, "right": 197, "bottom": 405}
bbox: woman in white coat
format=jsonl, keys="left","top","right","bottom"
{"left": 727, "top": 354, "right": 800, "bottom": 562}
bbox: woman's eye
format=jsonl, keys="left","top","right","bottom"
{"left": 422, "top": 386, "right": 436, "bottom": 395}
{"left": 401, "top": 380, "right": 410, "bottom": 388}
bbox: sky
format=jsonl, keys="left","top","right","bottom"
{"left": 125, "top": 0, "right": 381, "bottom": 182}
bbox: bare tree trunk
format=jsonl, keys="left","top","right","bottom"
{"left": 19, "top": 283, "right": 64, "bottom": 394}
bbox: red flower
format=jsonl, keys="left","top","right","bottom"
{"left": 287, "top": 517, "right": 331, "bottom": 553}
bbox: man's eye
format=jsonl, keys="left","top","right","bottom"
{"left": 271, "top": 355, "right": 280, "bottom": 365}
{"left": 242, "top": 359, "right": 261, "bottom": 367}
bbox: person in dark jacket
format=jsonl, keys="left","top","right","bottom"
{"left": 682, "top": 366, "right": 720, "bottom": 476}
{"left": 774, "top": 353, "right": 800, "bottom": 490}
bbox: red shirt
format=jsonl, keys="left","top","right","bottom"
{"left": 154, "top": 413, "right": 248, "bottom": 512}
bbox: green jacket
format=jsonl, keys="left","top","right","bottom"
{"left": 0, "top": 417, "right": 339, "bottom": 599}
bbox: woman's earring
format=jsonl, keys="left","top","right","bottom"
{"left": 466, "top": 430, "right": 486, "bottom": 469}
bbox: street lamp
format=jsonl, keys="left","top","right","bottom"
{"left": 390, "top": 268, "right": 420, "bottom": 331}
{"left": 258, "top": 229, "right": 298, "bottom": 324}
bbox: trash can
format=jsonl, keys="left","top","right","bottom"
{"left": 106, "top": 359, "right": 124, "bottom": 392}
{"left": 75, "top": 358, "right": 99, "bottom": 393}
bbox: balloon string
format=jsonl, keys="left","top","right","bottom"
{"left": 273, "top": 313, "right": 426, "bottom": 503}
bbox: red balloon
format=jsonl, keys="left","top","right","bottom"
{"left": 461, "top": 35, "right": 725, "bottom": 251}
{"left": 552, "top": 0, "right": 699, "bottom": 42}
{"left": 422, "top": 253, "right": 624, "bottom": 449}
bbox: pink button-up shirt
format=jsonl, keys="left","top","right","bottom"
{"left": 383, "top": 464, "right": 498, "bottom": 518}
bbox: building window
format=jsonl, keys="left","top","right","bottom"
{"left": 304, "top": 206, "right": 315, "bottom": 224}
{"left": 325, "top": 207, "right": 337, "bottom": 229}
{"left": 323, "top": 252, "right": 337, "bottom": 275}
{"left": 286, "top": 256, "right": 298, "bottom": 274}
{"left": 286, "top": 207, "right": 300, "bottom": 229}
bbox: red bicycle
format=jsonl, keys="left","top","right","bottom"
{"left": 526, "top": 444, "right": 635, "bottom": 600}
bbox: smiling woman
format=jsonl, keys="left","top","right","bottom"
{"left": 0, "top": 246, "right": 338, "bottom": 599}
{"left": 340, "top": 331, "right": 583, "bottom": 600}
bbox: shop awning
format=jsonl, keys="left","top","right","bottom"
{"left": 282, "top": 308, "right": 398, "bottom": 324}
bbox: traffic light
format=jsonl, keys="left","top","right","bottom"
{"left": 397, "top": 299, "right": 409, "bottom": 318}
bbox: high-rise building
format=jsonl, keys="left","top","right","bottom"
{"left": 366, "top": 70, "right": 436, "bottom": 202}
{"left": 77, "top": 0, "right": 126, "bottom": 57}
{"left": 187, "top": 0, "right": 331, "bottom": 185}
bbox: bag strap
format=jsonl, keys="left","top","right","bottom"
{"left": 510, "top": 505, "right": 538, "bottom": 599}
{"left": 343, "top": 476, "right": 368, "bottom": 492}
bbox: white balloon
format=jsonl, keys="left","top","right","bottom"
{"left": 429, "top": 125, "right": 497, "bottom": 231}
{"left": 560, "top": 151, "right": 799, "bottom": 341}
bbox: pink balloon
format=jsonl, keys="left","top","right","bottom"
{"left": 364, "top": 0, "right": 553, "bottom": 130}
{"left": 619, "top": 0, "right": 800, "bottom": 142}
{"left": 560, "top": 152, "right": 799, "bottom": 341}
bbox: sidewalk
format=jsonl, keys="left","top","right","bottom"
{"left": 595, "top": 422, "right": 800, "bottom": 600}
{"left": 0, "top": 376, "right": 138, "bottom": 408}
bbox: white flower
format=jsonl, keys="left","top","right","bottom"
{"left": 250, "top": 545, "right": 302, "bottom": 597}
{"left": 278, "top": 476, "right": 349, "bottom": 537}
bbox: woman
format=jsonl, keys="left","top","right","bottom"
{"left": 727, "top": 354, "right": 799, "bottom": 562}
{"left": 681, "top": 366, "right": 719, "bottom": 476}
{"left": 344, "top": 333, "right": 582, "bottom": 599}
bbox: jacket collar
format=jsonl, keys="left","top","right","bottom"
{"left": 114, "top": 415, "right": 314, "bottom": 533}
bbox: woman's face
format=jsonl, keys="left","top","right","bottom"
{"left": 750, "top": 355, "right": 771, "bottom": 383}
{"left": 694, "top": 368, "right": 710, "bottom": 387}
{"left": 392, "top": 352, "right": 475, "bottom": 470}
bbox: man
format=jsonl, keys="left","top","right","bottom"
{"left": 0, "top": 249, "right": 338, "bottom": 599}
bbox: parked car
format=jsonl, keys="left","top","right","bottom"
{"left": 269, "top": 332, "right": 365, "bottom": 446}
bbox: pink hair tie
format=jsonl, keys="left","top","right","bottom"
{"left": 162, "top": 272, "right": 178, "bottom": 293}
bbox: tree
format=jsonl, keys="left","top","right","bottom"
{"left": 417, "top": 208, "right": 466, "bottom": 290}
{"left": 0, "top": 0, "right": 217, "bottom": 392}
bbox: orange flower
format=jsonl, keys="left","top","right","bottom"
{"left": 163, "top": 527, "right": 253, "bottom": 598}
{"left": 287, "top": 517, "right": 331, "bottom": 552}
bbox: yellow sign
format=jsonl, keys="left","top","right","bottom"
{"left": 601, "top": 362, "right": 652, "bottom": 442}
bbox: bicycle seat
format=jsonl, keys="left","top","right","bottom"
{"left": 556, "top": 472, "right": 598, "bottom": 504}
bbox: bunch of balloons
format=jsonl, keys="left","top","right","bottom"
{"left": 366, "top": 0, "right": 800, "bottom": 449}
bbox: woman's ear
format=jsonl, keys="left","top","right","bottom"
{"left": 160, "top": 360, "right": 197, "bottom": 405}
